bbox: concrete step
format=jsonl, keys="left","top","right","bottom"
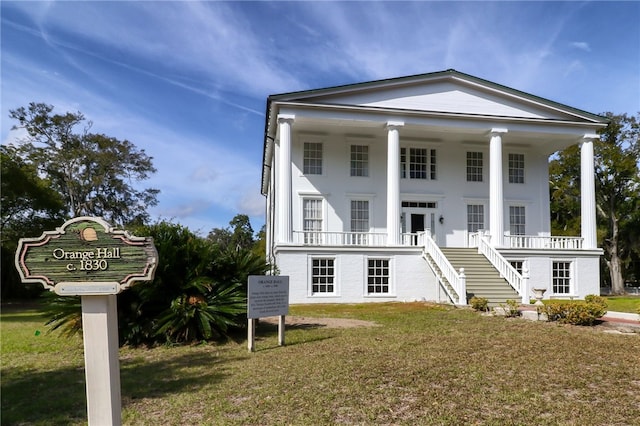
{"left": 438, "top": 247, "right": 519, "bottom": 305}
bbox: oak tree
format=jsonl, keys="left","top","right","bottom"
{"left": 8, "top": 102, "right": 159, "bottom": 226}
{"left": 550, "top": 112, "right": 640, "bottom": 294}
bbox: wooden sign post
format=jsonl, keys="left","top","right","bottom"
{"left": 15, "top": 217, "right": 157, "bottom": 425}
{"left": 247, "top": 276, "right": 289, "bottom": 352}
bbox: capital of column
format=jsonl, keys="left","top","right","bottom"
{"left": 581, "top": 133, "right": 598, "bottom": 144}
{"left": 278, "top": 114, "right": 295, "bottom": 124}
{"left": 489, "top": 128, "right": 508, "bottom": 136}
{"left": 386, "top": 121, "right": 405, "bottom": 130}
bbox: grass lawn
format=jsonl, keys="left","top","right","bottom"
{"left": 2, "top": 302, "right": 639, "bottom": 425}
{"left": 605, "top": 295, "right": 640, "bottom": 313}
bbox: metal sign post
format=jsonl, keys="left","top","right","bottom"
{"left": 247, "top": 275, "right": 289, "bottom": 352}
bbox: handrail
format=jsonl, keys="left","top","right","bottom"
{"left": 421, "top": 232, "right": 467, "bottom": 305}
{"left": 474, "top": 232, "right": 523, "bottom": 295}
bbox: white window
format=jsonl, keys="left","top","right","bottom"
{"left": 467, "top": 204, "right": 484, "bottom": 232}
{"left": 350, "top": 145, "right": 369, "bottom": 177}
{"left": 311, "top": 258, "right": 335, "bottom": 294}
{"left": 510, "top": 261, "right": 524, "bottom": 274}
{"left": 508, "top": 153, "right": 525, "bottom": 184}
{"left": 400, "top": 147, "right": 436, "bottom": 180}
{"left": 350, "top": 200, "right": 369, "bottom": 244}
{"left": 303, "top": 198, "right": 322, "bottom": 244}
{"left": 509, "top": 206, "right": 526, "bottom": 235}
{"left": 466, "top": 152, "right": 483, "bottom": 182}
{"left": 303, "top": 142, "right": 323, "bottom": 175}
{"left": 552, "top": 261, "right": 572, "bottom": 294}
{"left": 367, "top": 258, "right": 390, "bottom": 294}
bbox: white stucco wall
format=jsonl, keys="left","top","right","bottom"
{"left": 502, "top": 251, "right": 601, "bottom": 300}
{"left": 276, "top": 249, "right": 444, "bottom": 304}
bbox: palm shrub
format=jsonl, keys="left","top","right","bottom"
{"left": 42, "top": 220, "right": 270, "bottom": 346}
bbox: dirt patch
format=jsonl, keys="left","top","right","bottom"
{"left": 261, "top": 316, "right": 378, "bottom": 329}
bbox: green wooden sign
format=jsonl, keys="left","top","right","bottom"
{"left": 15, "top": 217, "right": 158, "bottom": 296}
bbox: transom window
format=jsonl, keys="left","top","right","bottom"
{"left": 311, "top": 258, "right": 334, "bottom": 294}
{"left": 509, "top": 206, "right": 526, "bottom": 235}
{"left": 467, "top": 204, "right": 485, "bottom": 233}
{"left": 402, "top": 201, "right": 437, "bottom": 208}
{"left": 466, "top": 152, "right": 483, "bottom": 182}
{"left": 303, "top": 198, "right": 322, "bottom": 244}
{"left": 400, "top": 147, "right": 436, "bottom": 180}
{"left": 509, "top": 153, "right": 525, "bottom": 184}
{"left": 303, "top": 142, "right": 323, "bottom": 175}
{"left": 367, "top": 259, "right": 390, "bottom": 294}
{"left": 350, "top": 145, "right": 369, "bottom": 177}
{"left": 552, "top": 261, "right": 571, "bottom": 294}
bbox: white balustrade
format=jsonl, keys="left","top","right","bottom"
{"left": 422, "top": 232, "right": 466, "bottom": 305}
{"left": 503, "top": 235, "right": 584, "bottom": 250}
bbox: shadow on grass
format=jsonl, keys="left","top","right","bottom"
{"left": 1, "top": 351, "right": 239, "bottom": 425}
{"left": 251, "top": 321, "right": 336, "bottom": 351}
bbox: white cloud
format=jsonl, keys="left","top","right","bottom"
{"left": 570, "top": 41, "right": 591, "bottom": 52}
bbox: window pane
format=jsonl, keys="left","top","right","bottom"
{"left": 303, "top": 199, "right": 322, "bottom": 244}
{"left": 509, "top": 206, "right": 526, "bottom": 235}
{"left": 367, "top": 259, "right": 390, "bottom": 294}
{"left": 350, "top": 145, "right": 369, "bottom": 177}
{"left": 466, "top": 152, "right": 483, "bottom": 182}
{"left": 303, "top": 142, "right": 323, "bottom": 175}
{"left": 312, "top": 258, "right": 334, "bottom": 294}
{"left": 409, "top": 148, "right": 427, "bottom": 179}
{"left": 467, "top": 204, "right": 484, "bottom": 232}
{"left": 509, "top": 153, "right": 525, "bottom": 184}
{"left": 552, "top": 261, "right": 571, "bottom": 294}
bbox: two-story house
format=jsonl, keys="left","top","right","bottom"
{"left": 260, "top": 69, "right": 607, "bottom": 305}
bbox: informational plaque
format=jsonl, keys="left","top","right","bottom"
{"left": 15, "top": 216, "right": 157, "bottom": 296}
{"left": 247, "top": 275, "right": 289, "bottom": 319}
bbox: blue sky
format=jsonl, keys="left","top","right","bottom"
{"left": 2, "top": 1, "right": 639, "bottom": 235}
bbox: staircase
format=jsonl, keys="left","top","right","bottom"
{"left": 440, "top": 248, "right": 519, "bottom": 306}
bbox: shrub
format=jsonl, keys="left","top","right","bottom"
{"left": 539, "top": 295, "right": 607, "bottom": 326}
{"left": 470, "top": 296, "right": 489, "bottom": 312}
{"left": 502, "top": 299, "right": 520, "bottom": 317}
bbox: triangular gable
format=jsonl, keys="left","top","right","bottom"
{"left": 269, "top": 69, "right": 606, "bottom": 124}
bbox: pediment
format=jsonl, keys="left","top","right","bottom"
{"left": 272, "top": 70, "right": 604, "bottom": 123}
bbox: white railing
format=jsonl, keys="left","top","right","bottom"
{"left": 474, "top": 233, "right": 523, "bottom": 298}
{"left": 292, "top": 231, "right": 388, "bottom": 246}
{"left": 422, "top": 232, "right": 467, "bottom": 305}
{"left": 504, "top": 235, "right": 584, "bottom": 250}
{"left": 292, "top": 231, "right": 427, "bottom": 247}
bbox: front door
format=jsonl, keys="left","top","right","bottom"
{"left": 410, "top": 214, "right": 425, "bottom": 245}
{"left": 411, "top": 214, "right": 425, "bottom": 234}
{"left": 402, "top": 202, "right": 439, "bottom": 244}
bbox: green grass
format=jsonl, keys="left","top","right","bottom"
{"left": 604, "top": 295, "right": 640, "bottom": 313}
{"left": 2, "top": 302, "right": 640, "bottom": 425}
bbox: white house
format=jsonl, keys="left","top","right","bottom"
{"left": 260, "top": 70, "right": 607, "bottom": 305}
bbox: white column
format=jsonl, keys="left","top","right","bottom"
{"left": 489, "top": 128, "right": 508, "bottom": 247}
{"left": 581, "top": 134, "right": 598, "bottom": 249}
{"left": 386, "top": 121, "right": 404, "bottom": 245}
{"left": 277, "top": 115, "right": 295, "bottom": 244}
